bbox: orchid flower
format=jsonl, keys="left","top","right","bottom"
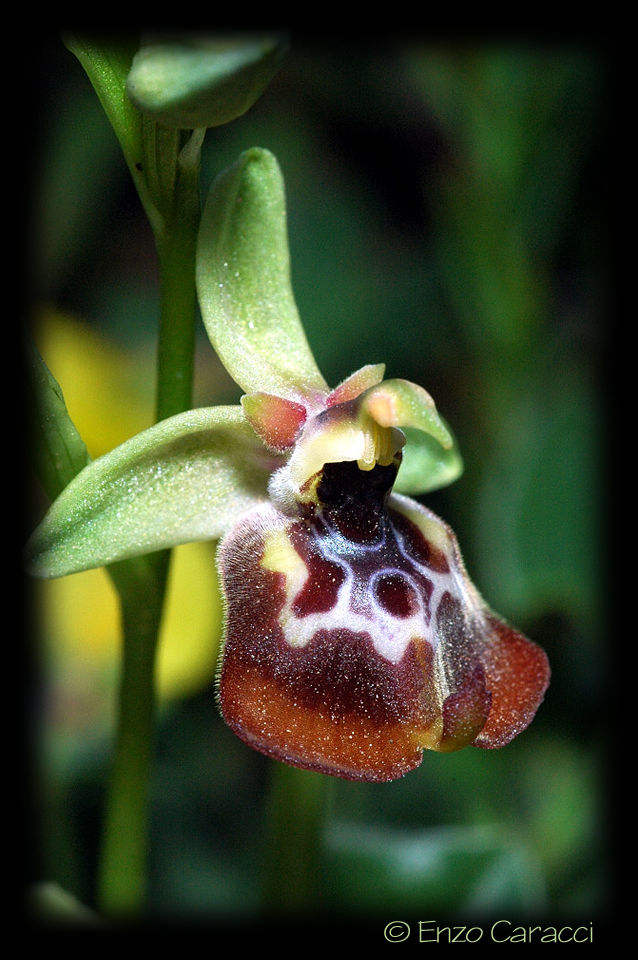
{"left": 26, "top": 147, "right": 549, "bottom": 783}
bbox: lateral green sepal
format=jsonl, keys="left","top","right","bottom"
{"left": 361, "top": 378, "right": 463, "bottom": 494}
{"left": 26, "top": 406, "right": 280, "bottom": 579}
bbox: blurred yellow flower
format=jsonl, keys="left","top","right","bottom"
{"left": 36, "top": 310, "right": 154, "bottom": 458}
{"left": 35, "top": 311, "right": 223, "bottom": 745}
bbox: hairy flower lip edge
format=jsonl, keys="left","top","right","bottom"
{"left": 215, "top": 482, "right": 551, "bottom": 783}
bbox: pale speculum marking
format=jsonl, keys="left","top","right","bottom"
{"left": 272, "top": 479, "right": 470, "bottom": 667}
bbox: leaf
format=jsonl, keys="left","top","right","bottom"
{"left": 324, "top": 822, "right": 545, "bottom": 916}
{"left": 196, "top": 147, "right": 329, "bottom": 401}
{"left": 63, "top": 34, "right": 143, "bottom": 186}
{"left": 63, "top": 33, "right": 162, "bottom": 235}
{"left": 26, "top": 406, "right": 279, "bottom": 579}
{"left": 27, "top": 341, "right": 90, "bottom": 500}
{"left": 474, "top": 356, "right": 600, "bottom": 628}
{"left": 126, "top": 34, "right": 288, "bottom": 129}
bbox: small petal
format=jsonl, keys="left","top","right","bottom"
{"left": 26, "top": 406, "right": 278, "bottom": 579}
{"left": 217, "top": 460, "right": 549, "bottom": 782}
{"left": 197, "top": 148, "right": 329, "bottom": 402}
{"left": 241, "top": 392, "right": 307, "bottom": 451}
{"left": 327, "top": 364, "right": 386, "bottom": 407}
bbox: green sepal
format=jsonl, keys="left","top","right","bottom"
{"left": 361, "top": 378, "right": 463, "bottom": 493}
{"left": 394, "top": 425, "right": 464, "bottom": 495}
{"left": 196, "top": 147, "right": 329, "bottom": 401}
{"left": 362, "top": 378, "right": 453, "bottom": 449}
{"left": 26, "top": 406, "right": 279, "bottom": 579}
{"left": 126, "top": 34, "right": 288, "bottom": 129}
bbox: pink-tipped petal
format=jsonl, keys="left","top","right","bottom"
{"left": 241, "top": 392, "right": 307, "bottom": 451}
{"left": 327, "top": 364, "right": 386, "bottom": 407}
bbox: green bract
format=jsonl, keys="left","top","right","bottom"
{"left": 126, "top": 35, "right": 288, "bottom": 129}
{"left": 27, "top": 148, "right": 463, "bottom": 581}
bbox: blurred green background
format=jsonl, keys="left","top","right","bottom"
{"left": 27, "top": 34, "right": 608, "bottom": 934}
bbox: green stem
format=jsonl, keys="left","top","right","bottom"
{"left": 96, "top": 128, "right": 204, "bottom": 918}
{"left": 59, "top": 37, "right": 206, "bottom": 920}
{"left": 261, "top": 763, "right": 332, "bottom": 917}
{"left": 154, "top": 128, "right": 205, "bottom": 422}
{"left": 97, "top": 553, "right": 170, "bottom": 918}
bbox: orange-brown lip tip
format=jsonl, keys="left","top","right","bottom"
{"left": 217, "top": 456, "right": 549, "bottom": 780}
{"left": 472, "top": 618, "right": 551, "bottom": 749}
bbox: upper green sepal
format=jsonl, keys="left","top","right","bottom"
{"left": 126, "top": 34, "right": 288, "bottom": 129}
{"left": 26, "top": 406, "right": 279, "bottom": 579}
{"left": 196, "top": 147, "right": 329, "bottom": 402}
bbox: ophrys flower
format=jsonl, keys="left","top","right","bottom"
{"left": 26, "top": 147, "right": 549, "bottom": 782}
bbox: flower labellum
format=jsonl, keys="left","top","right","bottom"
{"left": 217, "top": 374, "right": 550, "bottom": 782}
